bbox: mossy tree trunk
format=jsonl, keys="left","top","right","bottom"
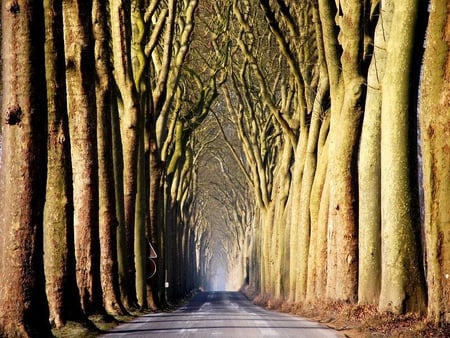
{"left": 118, "top": 40, "right": 141, "bottom": 310}
{"left": 358, "top": 0, "right": 393, "bottom": 306}
{"left": 93, "top": 0, "right": 126, "bottom": 315}
{"left": 378, "top": 0, "right": 426, "bottom": 314}
{"left": 419, "top": 0, "right": 450, "bottom": 323}
{"left": 43, "top": 0, "right": 84, "bottom": 327}
{"left": 109, "top": 0, "right": 140, "bottom": 309}
{"left": 321, "top": 0, "right": 366, "bottom": 302}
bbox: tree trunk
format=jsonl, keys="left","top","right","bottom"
{"left": 419, "top": 0, "right": 450, "bottom": 323}
{"left": 135, "top": 115, "right": 147, "bottom": 308}
{"left": 109, "top": 0, "right": 140, "bottom": 308}
{"left": 304, "top": 107, "right": 326, "bottom": 303}
{"left": 147, "top": 125, "right": 164, "bottom": 308}
{"left": 357, "top": 0, "right": 393, "bottom": 305}
{"left": 322, "top": 0, "right": 364, "bottom": 302}
{"left": 0, "top": 1, "right": 52, "bottom": 335}
{"left": 93, "top": 0, "right": 126, "bottom": 315}
{"left": 62, "top": 0, "right": 103, "bottom": 315}
{"left": 305, "top": 8, "right": 329, "bottom": 299}
{"left": 43, "top": 0, "right": 84, "bottom": 327}
{"left": 378, "top": 0, "right": 426, "bottom": 314}
{"left": 310, "top": 137, "right": 330, "bottom": 301}
{"left": 318, "top": 0, "right": 344, "bottom": 301}
{"left": 111, "top": 91, "right": 130, "bottom": 308}
{"left": 270, "top": 141, "right": 292, "bottom": 299}
{"left": 288, "top": 128, "right": 307, "bottom": 302}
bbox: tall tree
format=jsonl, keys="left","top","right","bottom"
{"left": 43, "top": 0, "right": 84, "bottom": 327}
{"left": 0, "top": 0, "right": 52, "bottom": 336}
{"left": 358, "top": 0, "right": 392, "bottom": 305}
{"left": 321, "top": 0, "right": 366, "bottom": 302}
{"left": 419, "top": 0, "right": 450, "bottom": 323}
{"left": 109, "top": 0, "right": 140, "bottom": 308}
{"left": 62, "top": 0, "right": 103, "bottom": 315}
{"left": 378, "top": 0, "right": 426, "bottom": 314}
{"left": 230, "top": 0, "right": 297, "bottom": 299}
{"left": 305, "top": 2, "right": 330, "bottom": 303}
{"left": 93, "top": 0, "right": 126, "bottom": 315}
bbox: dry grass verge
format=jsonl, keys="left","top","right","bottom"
{"left": 240, "top": 285, "right": 450, "bottom": 337}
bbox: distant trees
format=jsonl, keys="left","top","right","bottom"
{"left": 192, "top": 112, "right": 254, "bottom": 291}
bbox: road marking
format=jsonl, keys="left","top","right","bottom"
{"left": 199, "top": 301, "right": 211, "bottom": 312}
{"left": 260, "top": 328, "right": 279, "bottom": 336}
{"left": 179, "top": 328, "right": 198, "bottom": 334}
{"left": 255, "top": 320, "right": 279, "bottom": 336}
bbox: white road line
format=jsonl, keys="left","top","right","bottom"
{"left": 255, "top": 320, "right": 279, "bottom": 336}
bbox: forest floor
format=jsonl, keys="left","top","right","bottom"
{"left": 241, "top": 285, "right": 450, "bottom": 338}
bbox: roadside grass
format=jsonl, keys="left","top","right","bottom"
{"left": 52, "top": 292, "right": 196, "bottom": 337}
{"left": 52, "top": 313, "right": 136, "bottom": 338}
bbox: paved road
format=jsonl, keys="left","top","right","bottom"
{"left": 101, "top": 291, "right": 341, "bottom": 337}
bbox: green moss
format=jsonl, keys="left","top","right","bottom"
{"left": 52, "top": 313, "right": 138, "bottom": 338}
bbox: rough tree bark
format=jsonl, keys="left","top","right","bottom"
{"left": 0, "top": 0, "right": 52, "bottom": 336}
{"left": 321, "top": 0, "right": 364, "bottom": 302}
{"left": 62, "top": 0, "right": 103, "bottom": 315}
{"left": 43, "top": 0, "right": 84, "bottom": 327}
{"left": 419, "top": 0, "right": 450, "bottom": 323}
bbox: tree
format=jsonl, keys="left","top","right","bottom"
{"left": 93, "top": 0, "right": 126, "bottom": 315}
{"left": 378, "top": 0, "right": 426, "bottom": 314}
{"left": 109, "top": 0, "right": 141, "bottom": 308}
{"left": 419, "top": 0, "right": 450, "bottom": 323}
{"left": 230, "top": 0, "right": 293, "bottom": 299}
{"left": 357, "top": 0, "right": 391, "bottom": 305}
{"left": 320, "top": 0, "right": 367, "bottom": 303}
{"left": 62, "top": 0, "right": 103, "bottom": 315}
{"left": 43, "top": 0, "right": 84, "bottom": 327}
{"left": 0, "top": 0, "right": 52, "bottom": 336}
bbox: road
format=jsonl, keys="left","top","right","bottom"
{"left": 101, "top": 291, "right": 341, "bottom": 337}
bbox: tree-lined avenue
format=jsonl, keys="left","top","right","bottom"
{"left": 0, "top": 1, "right": 449, "bottom": 337}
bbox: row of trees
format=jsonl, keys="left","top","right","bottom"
{"left": 0, "top": 0, "right": 223, "bottom": 336}
{"left": 202, "top": 0, "right": 449, "bottom": 326}
{"left": 189, "top": 0, "right": 450, "bottom": 328}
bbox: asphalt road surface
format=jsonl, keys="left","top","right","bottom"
{"left": 101, "top": 291, "right": 341, "bottom": 337}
